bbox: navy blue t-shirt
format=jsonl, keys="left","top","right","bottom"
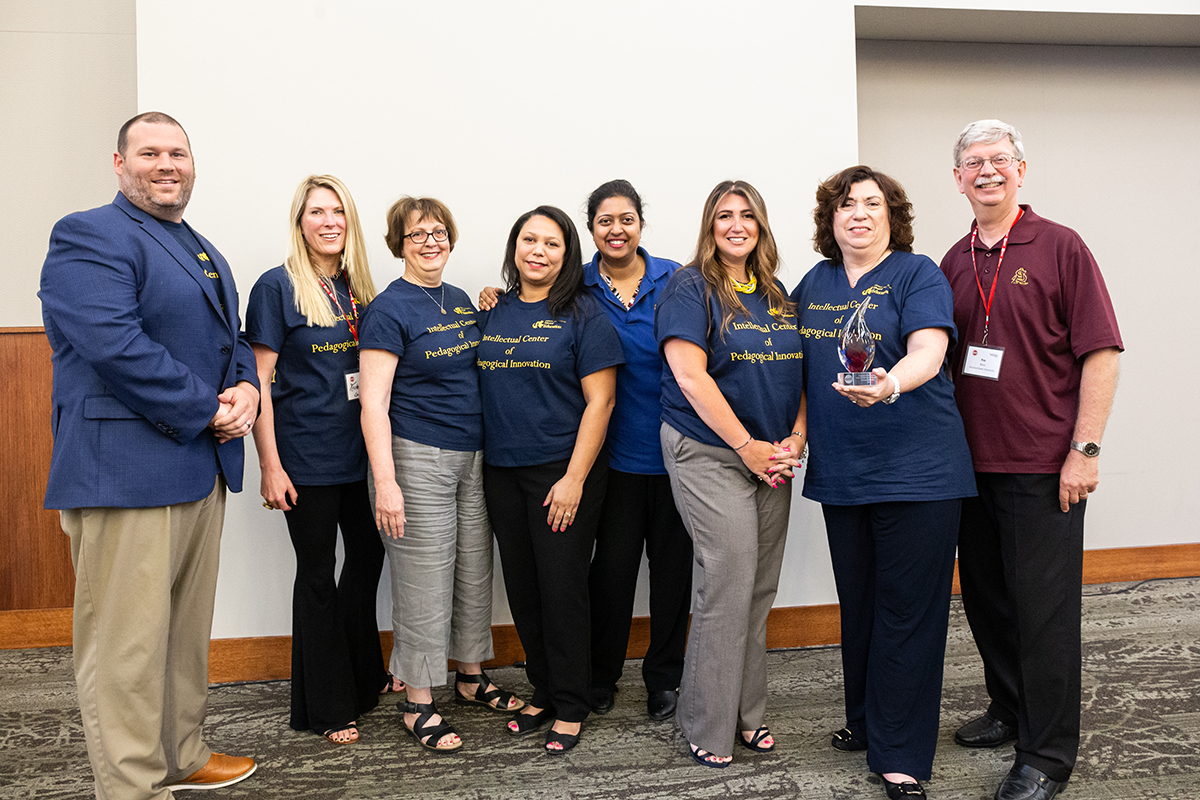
{"left": 792, "top": 250, "right": 976, "bottom": 504}
{"left": 245, "top": 266, "right": 366, "bottom": 484}
{"left": 160, "top": 218, "right": 225, "bottom": 302}
{"left": 655, "top": 267, "right": 804, "bottom": 448}
{"left": 477, "top": 294, "right": 625, "bottom": 468}
{"left": 357, "top": 278, "right": 482, "bottom": 452}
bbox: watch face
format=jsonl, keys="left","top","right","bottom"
{"left": 1083, "top": 442, "right": 1101, "bottom": 457}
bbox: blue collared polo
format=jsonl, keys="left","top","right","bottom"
{"left": 583, "top": 246, "right": 680, "bottom": 474}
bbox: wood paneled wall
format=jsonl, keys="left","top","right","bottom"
{"left": 0, "top": 329, "right": 74, "bottom": 610}
{"left": 4, "top": 329, "right": 1198, "bottom": 684}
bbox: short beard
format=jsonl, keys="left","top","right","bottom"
{"left": 121, "top": 175, "right": 194, "bottom": 221}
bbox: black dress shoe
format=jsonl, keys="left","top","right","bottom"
{"left": 994, "top": 764, "right": 1065, "bottom": 800}
{"left": 589, "top": 686, "right": 615, "bottom": 714}
{"left": 954, "top": 713, "right": 1017, "bottom": 748}
{"left": 831, "top": 726, "right": 868, "bottom": 752}
{"left": 881, "top": 776, "right": 926, "bottom": 799}
{"left": 647, "top": 689, "right": 678, "bottom": 721}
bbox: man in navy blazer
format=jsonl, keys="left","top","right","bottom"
{"left": 40, "top": 112, "right": 260, "bottom": 799}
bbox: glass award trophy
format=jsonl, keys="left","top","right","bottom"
{"left": 838, "top": 300, "right": 878, "bottom": 386}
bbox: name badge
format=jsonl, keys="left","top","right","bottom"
{"left": 345, "top": 370, "right": 360, "bottom": 401}
{"left": 962, "top": 343, "right": 1004, "bottom": 380}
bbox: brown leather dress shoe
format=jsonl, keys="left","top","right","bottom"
{"left": 166, "top": 752, "right": 257, "bottom": 791}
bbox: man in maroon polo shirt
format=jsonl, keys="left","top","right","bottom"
{"left": 940, "top": 120, "right": 1122, "bottom": 800}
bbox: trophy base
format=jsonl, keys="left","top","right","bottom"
{"left": 838, "top": 372, "right": 878, "bottom": 386}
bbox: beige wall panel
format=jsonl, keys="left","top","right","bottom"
{"left": 0, "top": 12, "right": 136, "bottom": 326}
{"left": 0, "top": 0, "right": 134, "bottom": 32}
{"left": 857, "top": 39, "right": 1200, "bottom": 550}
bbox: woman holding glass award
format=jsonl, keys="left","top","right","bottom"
{"left": 656, "top": 180, "right": 804, "bottom": 768}
{"left": 792, "top": 165, "right": 975, "bottom": 800}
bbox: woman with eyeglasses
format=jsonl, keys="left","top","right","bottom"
{"left": 246, "top": 175, "right": 394, "bottom": 745}
{"left": 358, "top": 197, "right": 525, "bottom": 753}
{"left": 793, "top": 166, "right": 975, "bottom": 800}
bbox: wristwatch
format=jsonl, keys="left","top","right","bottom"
{"left": 1070, "top": 440, "right": 1101, "bottom": 457}
{"left": 881, "top": 372, "right": 901, "bottom": 405}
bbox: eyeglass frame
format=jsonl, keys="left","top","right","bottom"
{"left": 957, "top": 154, "right": 1021, "bottom": 173}
{"left": 403, "top": 228, "right": 450, "bottom": 244}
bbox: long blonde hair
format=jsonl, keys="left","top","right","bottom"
{"left": 690, "top": 180, "right": 794, "bottom": 336}
{"left": 285, "top": 175, "right": 377, "bottom": 327}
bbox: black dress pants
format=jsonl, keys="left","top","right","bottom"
{"left": 588, "top": 469, "right": 693, "bottom": 693}
{"left": 283, "top": 480, "right": 388, "bottom": 733}
{"left": 484, "top": 452, "right": 608, "bottom": 723}
{"left": 958, "top": 472, "right": 1085, "bottom": 783}
{"left": 822, "top": 498, "right": 960, "bottom": 780}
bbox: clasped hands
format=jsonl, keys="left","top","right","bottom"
{"left": 210, "top": 381, "right": 260, "bottom": 443}
{"left": 739, "top": 434, "right": 804, "bottom": 488}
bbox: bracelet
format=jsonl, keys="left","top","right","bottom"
{"left": 792, "top": 430, "right": 805, "bottom": 439}
{"left": 733, "top": 436, "right": 754, "bottom": 451}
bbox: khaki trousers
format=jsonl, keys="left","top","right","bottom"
{"left": 62, "top": 477, "right": 226, "bottom": 800}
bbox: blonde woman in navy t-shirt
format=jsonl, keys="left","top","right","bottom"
{"left": 655, "top": 180, "right": 805, "bottom": 768}
{"left": 359, "top": 197, "right": 525, "bottom": 753}
{"left": 478, "top": 206, "right": 624, "bottom": 754}
{"left": 246, "top": 175, "right": 391, "bottom": 745}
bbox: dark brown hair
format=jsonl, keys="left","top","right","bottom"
{"left": 812, "top": 166, "right": 914, "bottom": 264}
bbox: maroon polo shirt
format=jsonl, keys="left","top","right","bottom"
{"left": 940, "top": 205, "right": 1123, "bottom": 473}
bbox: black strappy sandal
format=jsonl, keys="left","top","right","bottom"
{"left": 399, "top": 700, "right": 462, "bottom": 752}
{"left": 738, "top": 726, "right": 775, "bottom": 753}
{"left": 454, "top": 670, "right": 525, "bottom": 713}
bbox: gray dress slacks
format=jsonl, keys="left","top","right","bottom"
{"left": 661, "top": 423, "right": 792, "bottom": 758}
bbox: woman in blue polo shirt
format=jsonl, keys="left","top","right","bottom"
{"left": 478, "top": 206, "right": 623, "bottom": 754}
{"left": 576, "top": 180, "right": 693, "bottom": 722}
{"left": 656, "top": 180, "right": 805, "bottom": 768}
{"left": 247, "top": 175, "right": 392, "bottom": 745}
{"left": 794, "top": 166, "right": 975, "bottom": 800}
{"left": 359, "top": 197, "right": 524, "bottom": 754}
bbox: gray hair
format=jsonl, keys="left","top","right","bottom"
{"left": 953, "top": 119, "right": 1025, "bottom": 166}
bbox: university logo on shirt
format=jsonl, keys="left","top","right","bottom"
{"left": 1011, "top": 268, "right": 1029, "bottom": 285}
{"left": 532, "top": 320, "right": 562, "bottom": 330}
{"left": 454, "top": 307, "right": 475, "bottom": 315}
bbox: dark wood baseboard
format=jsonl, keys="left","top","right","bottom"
{"left": 3, "top": 542, "right": 1196, "bottom": 683}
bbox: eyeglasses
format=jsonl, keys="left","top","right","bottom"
{"left": 404, "top": 229, "right": 449, "bottom": 244}
{"left": 958, "top": 154, "right": 1019, "bottom": 172}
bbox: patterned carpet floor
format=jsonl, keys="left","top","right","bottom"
{"left": 2, "top": 576, "right": 1197, "bottom": 799}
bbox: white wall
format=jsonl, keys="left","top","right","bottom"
{"left": 136, "top": 0, "right": 862, "bottom": 637}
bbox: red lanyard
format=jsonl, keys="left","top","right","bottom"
{"left": 969, "top": 207, "right": 1023, "bottom": 345}
{"left": 319, "top": 273, "right": 359, "bottom": 343}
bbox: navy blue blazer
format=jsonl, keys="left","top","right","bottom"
{"left": 39, "top": 192, "right": 259, "bottom": 509}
